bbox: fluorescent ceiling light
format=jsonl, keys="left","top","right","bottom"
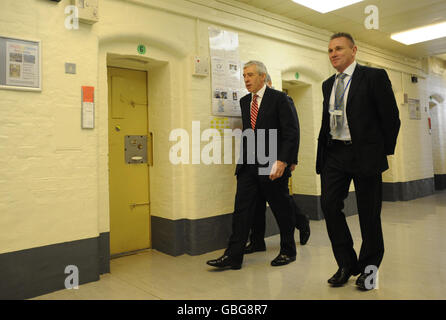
{"left": 291, "top": 0, "right": 364, "bottom": 14}
{"left": 391, "top": 21, "right": 446, "bottom": 45}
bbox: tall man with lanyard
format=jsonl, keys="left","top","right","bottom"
{"left": 316, "top": 33, "right": 400, "bottom": 290}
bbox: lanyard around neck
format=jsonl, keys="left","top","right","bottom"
{"left": 335, "top": 76, "right": 352, "bottom": 109}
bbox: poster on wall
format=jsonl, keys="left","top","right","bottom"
{"left": 408, "top": 98, "right": 421, "bottom": 120}
{"left": 0, "top": 36, "right": 41, "bottom": 91}
{"left": 209, "top": 27, "right": 248, "bottom": 117}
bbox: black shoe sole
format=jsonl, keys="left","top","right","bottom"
{"left": 207, "top": 262, "right": 242, "bottom": 270}
{"left": 271, "top": 257, "right": 296, "bottom": 266}
{"left": 328, "top": 278, "right": 351, "bottom": 287}
{"left": 329, "top": 282, "right": 348, "bottom": 287}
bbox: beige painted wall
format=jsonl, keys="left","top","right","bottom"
{"left": 0, "top": 0, "right": 99, "bottom": 254}
{"left": 1, "top": 0, "right": 445, "bottom": 254}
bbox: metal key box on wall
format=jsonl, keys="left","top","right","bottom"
{"left": 125, "top": 135, "right": 147, "bottom": 164}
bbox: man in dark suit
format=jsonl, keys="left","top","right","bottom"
{"left": 316, "top": 33, "right": 400, "bottom": 290}
{"left": 207, "top": 61, "right": 299, "bottom": 270}
{"left": 245, "top": 74, "right": 310, "bottom": 254}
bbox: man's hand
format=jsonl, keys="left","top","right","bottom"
{"left": 290, "top": 164, "right": 297, "bottom": 172}
{"left": 269, "top": 160, "right": 287, "bottom": 181}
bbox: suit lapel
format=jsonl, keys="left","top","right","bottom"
{"left": 324, "top": 75, "right": 336, "bottom": 113}
{"left": 346, "top": 63, "right": 364, "bottom": 108}
{"left": 241, "top": 95, "right": 252, "bottom": 130}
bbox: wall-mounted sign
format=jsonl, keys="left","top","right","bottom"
{"left": 0, "top": 36, "right": 41, "bottom": 91}
{"left": 137, "top": 44, "right": 146, "bottom": 55}
{"left": 81, "top": 86, "right": 95, "bottom": 129}
{"left": 408, "top": 98, "right": 421, "bottom": 120}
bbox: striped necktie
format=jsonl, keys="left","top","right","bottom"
{"left": 334, "top": 73, "right": 348, "bottom": 132}
{"left": 250, "top": 94, "right": 259, "bottom": 129}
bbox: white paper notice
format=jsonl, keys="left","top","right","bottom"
{"left": 408, "top": 99, "right": 421, "bottom": 120}
{"left": 209, "top": 27, "right": 244, "bottom": 117}
{"left": 82, "top": 102, "right": 95, "bottom": 129}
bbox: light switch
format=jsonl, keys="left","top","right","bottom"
{"left": 65, "top": 63, "right": 76, "bottom": 74}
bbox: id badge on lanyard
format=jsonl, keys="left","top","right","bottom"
{"left": 331, "top": 109, "right": 343, "bottom": 116}
{"left": 330, "top": 77, "right": 352, "bottom": 116}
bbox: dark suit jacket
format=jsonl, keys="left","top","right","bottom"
{"left": 236, "top": 86, "right": 299, "bottom": 176}
{"left": 316, "top": 63, "right": 401, "bottom": 176}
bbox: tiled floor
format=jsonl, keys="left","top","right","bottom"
{"left": 34, "top": 191, "right": 446, "bottom": 300}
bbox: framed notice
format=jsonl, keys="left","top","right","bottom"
{"left": 408, "top": 98, "right": 421, "bottom": 120}
{"left": 0, "top": 36, "right": 41, "bottom": 91}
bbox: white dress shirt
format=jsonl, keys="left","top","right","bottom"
{"left": 251, "top": 84, "right": 267, "bottom": 112}
{"left": 329, "top": 60, "right": 357, "bottom": 141}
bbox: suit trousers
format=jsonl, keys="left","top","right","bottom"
{"left": 320, "top": 142, "right": 384, "bottom": 273}
{"left": 225, "top": 165, "right": 296, "bottom": 264}
{"left": 249, "top": 192, "right": 308, "bottom": 246}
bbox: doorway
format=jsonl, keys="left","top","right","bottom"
{"left": 107, "top": 67, "right": 152, "bottom": 257}
{"left": 282, "top": 80, "right": 315, "bottom": 195}
{"left": 429, "top": 94, "right": 446, "bottom": 190}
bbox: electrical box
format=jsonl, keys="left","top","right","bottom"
{"left": 193, "top": 56, "right": 209, "bottom": 77}
{"left": 72, "top": 0, "right": 99, "bottom": 24}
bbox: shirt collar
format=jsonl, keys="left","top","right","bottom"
{"left": 252, "top": 84, "right": 267, "bottom": 99}
{"left": 337, "top": 60, "right": 357, "bottom": 78}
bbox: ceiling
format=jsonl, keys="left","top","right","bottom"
{"left": 230, "top": 0, "right": 446, "bottom": 60}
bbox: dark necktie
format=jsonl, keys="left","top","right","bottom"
{"left": 250, "top": 94, "right": 259, "bottom": 129}
{"left": 333, "top": 73, "right": 348, "bottom": 134}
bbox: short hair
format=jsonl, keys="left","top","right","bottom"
{"left": 265, "top": 73, "right": 272, "bottom": 84}
{"left": 244, "top": 60, "right": 268, "bottom": 76}
{"left": 330, "top": 32, "right": 355, "bottom": 47}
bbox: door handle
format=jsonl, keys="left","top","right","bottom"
{"left": 130, "top": 202, "right": 150, "bottom": 209}
{"left": 148, "top": 132, "right": 154, "bottom": 166}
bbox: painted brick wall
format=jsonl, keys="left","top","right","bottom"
{"left": 0, "top": 0, "right": 99, "bottom": 254}
{"left": 1, "top": 0, "right": 445, "bottom": 256}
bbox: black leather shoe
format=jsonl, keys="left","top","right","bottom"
{"left": 327, "top": 267, "right": 354, "bottom": 287}
{"left": 271, "top": 254, "right": 296, "bottom": 266}
{"left": 244, "top": 242, "right": 266, "bottom": 254}
{"left": 206, "top": 255, "right": 241, "bottom": 270}
{"left": 299, "top": 219, "right": 310, "bottom": 245}
{"left": 356, "top": 272, "right": 375, "bottom": 290}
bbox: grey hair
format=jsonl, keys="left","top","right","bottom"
{"left": 265, "top": 73, "right": 272, "bottom": 84}
{"left": 330, "top": 32, "right": 355, "bottom": 47}
{"left": 244, "top": 60, "right": 268, "bottom": 76}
